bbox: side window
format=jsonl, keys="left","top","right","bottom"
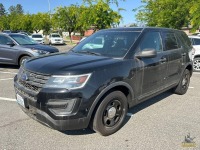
{"left": 163, "top": 32, "right": 180, "bottom": 50}
{"left": 139, "top": 32, "right": 162, "bottom": 52}
{"left": 0, "top": 35, "right": 13, "bottom": 45}
{"left": 193, "top": 38, "right": 200, "bottom": 45}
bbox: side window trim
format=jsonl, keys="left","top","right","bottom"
{"left": 137, "top": 31, "right": 163, "bottom": 53}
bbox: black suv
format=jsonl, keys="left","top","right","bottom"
{"left": 14, "top": 27, "right": 193, "bottom": 136}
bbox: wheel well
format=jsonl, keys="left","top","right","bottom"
{"left": 186, "top": 64, "right": 193, "bottom": 76}
{"left": 194, "top": 55, "right": 200, "bottom": 59}
{"left": 89, "top": 85, "right": 132, "bottom": 127}
{"left": 18, "top": 55, "right": 30, "bottom": 65}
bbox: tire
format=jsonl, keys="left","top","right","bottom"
{"left": 193, "top": 58, "right": 200, "bottom": 72}
{"left": 173, "top": 69, "right": 190, "bottom": 95}
{"left": 91, "top": 91, "right": 128, "bottom": 136}
{"left": 19, "top": 56, "right": 30, "bottom": 66}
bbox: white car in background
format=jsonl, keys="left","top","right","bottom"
{"left": 48, "top": 33, "right": 64, "bottom": 45}
{"left": 188, "top": 36, "right": 200, "bottom": 72}
{"left": 31, "top": 34, "right": 44, "bottom": 44}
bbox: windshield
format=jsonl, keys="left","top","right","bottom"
{"left": 52, "top": 34, "right": 61, "bottom": 38}
{"left": 32, "top": 34, "right": 43, "bottom": 38}
{"left": 10, "top": 34, "right": 38, "bottom": 45}
{"left": 72, "top": 31, "right": 140, "bottom": 58}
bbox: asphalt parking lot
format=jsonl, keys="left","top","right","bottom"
{"left": 1, "top": 45, "right": 200, "bottom": 149}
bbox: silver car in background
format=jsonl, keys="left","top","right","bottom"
{"left": 0, "top": 33, "right": 59, "bottom": 66}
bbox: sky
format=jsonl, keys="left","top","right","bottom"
{"left": 0, "top": 0, "right": 142, "bottom": 26}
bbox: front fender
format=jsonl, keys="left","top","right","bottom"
{"left": 87, "top": 81, "right": 134, "bottom": 122}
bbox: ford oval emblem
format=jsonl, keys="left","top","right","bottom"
{"left": 21, "top": 73, "right": 28, "bottom": 81}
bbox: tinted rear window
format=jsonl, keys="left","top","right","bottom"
{"left": 32, "top": 35, "right": 43, "bottom": 38}
{"left": 163, "top": 32, "right": 179, "bottom": 50}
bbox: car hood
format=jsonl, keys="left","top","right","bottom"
{"left": 22, "top": 44, "right": 59, "bottom": 53}
{"left": 24, "top": 52, "right": 120, "bottom": 75}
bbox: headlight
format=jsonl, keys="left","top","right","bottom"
{"left": 32, "top": 49, "right": 49, "bottom": 54}
{"left": 44, "top": 73, "right": 92, "bottom": 90}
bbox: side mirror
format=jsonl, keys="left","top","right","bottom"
{"left": 135, "top": 49, "right": 157, "bottom": 58}
{"left": 6, "top": 41, "right": 15, "bottom": 47}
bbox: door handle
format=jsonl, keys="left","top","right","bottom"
{"left": 159, "top": 57, "right": 167, "bottom": 64}
{"left": 182, "top": 53, "right": 186, "bottom": 56}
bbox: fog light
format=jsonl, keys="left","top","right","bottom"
{"left": 47, "top": 98, "right": 77, "bottom": 115}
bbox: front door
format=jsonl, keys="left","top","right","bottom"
{"left": 0, "top": 35, "right": 17, "bottom": 64}
{"left": 135, "top": 31, "right": 168, "bottom": 99}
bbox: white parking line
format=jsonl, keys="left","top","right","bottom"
{"left": 0, "top": 97, "right": 16, "bottom": 102}
{"left": 189, "top": 87, "right": 194, "bottom": 89}
{"left": 0, "top": 71, "right": 17, "bottom": 75}
{"left": 0, "top": 78, "right": 13, "bottom": 81}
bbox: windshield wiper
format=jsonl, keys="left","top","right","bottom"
{"left": 74, "top": 51, "right": 101, "bottom": 56}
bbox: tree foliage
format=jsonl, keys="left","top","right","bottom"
{"left": 0, "top": 0, "right": 122, "bottom": 34}
{"left": 32, "top": 13, "right": 51, "bottom": 33}
{"left": 136, "top": 0, "right": 191, "bottom": 29}
{"left": 86, "top": 0, "right": 121, "bottom": 30}
{"left": 8, "top": 4, "right": 23, "bottom": 15}
{"left": 189, "top": 0, "right": 200, "bottom": 31}
{"left": 52, "top": 5, "right": 78, "bottom": 41}
{"left": 0, "top": 3, "right": 6, "bottom": 17}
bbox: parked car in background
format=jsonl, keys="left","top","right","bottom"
{"left": 2, "top": 30, "right": 12, "bottom": 33}
{"left": 0, "top": 33, "right": 59, "bottom": 66}
{"left": 18, "top": 31, "right": 30, "bottom": 37}
{"left": 188, "top": 36, "right": 200, "bottom": 71}
{"left": 48, "top": 33, "right": 64, "bottom": 45}
{"left": 14, "top": 27, "right": 193, "bottom": 136}
{"left": 31, "top": 33, "right": 44, "bottom": 44}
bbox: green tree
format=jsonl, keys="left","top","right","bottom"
{"left": 32, "top": 13, "right": 51, "bottom": 33}
{"left": 83, "top": 0, "right": 125, "bottom": 7}
{"left": 135, "top": 0, "right": 190, "bottom": 29}
{"left": 21, "top": 14, "right": 33, "bottom": 33}
{"left": 0, "top": 3, "right": 6, "bottom": 17}
{"left": 75, "top": 5, "right": 92, "bottom": 35}
{"left": 189, "top": 0, "right": 200, "bottom": 32}
{"left": 52, "top": 5, "right": 78, "bottom": 42}
{"left": 8, "top": 4, "right": 23, "bottom": 15}
{"left": 86, "top": 0, "right": 122, "bottom": 30}
{"left": 0, "top": 15, "right": 9, "bottom": 30}
{"left": 9, "top": 14, "right": 23, "bottom": 31}
{"left": 16, "top": 4, "right": 24, "bottom": 14}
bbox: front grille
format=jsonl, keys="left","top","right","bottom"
{"left": 55, "top": 39, "right": 61, "bottom": 41}
{"left": 17, "top": 68, "right": 50, "bottom": 94}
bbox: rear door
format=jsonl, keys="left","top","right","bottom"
{"left": 162, "top": 31, "right": 182, "bottom": 86}
{"left": 0, "top": 35, "right": 18, "bottom": 64}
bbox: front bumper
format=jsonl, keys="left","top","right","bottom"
{"left": 18, "top": 104, "right": 89, "bottom": 131}
{"left": 51, "top": 40, "right": 64, "bottom": 45}
{"left": 14, "top": 76, "right": 90, "bottom": 130}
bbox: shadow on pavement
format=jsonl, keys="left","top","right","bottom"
{"left": 0, "top": 64, "right": 19, "bottom": 70}
{"left": 62, "top": 90, "right": 173, "bottom": 136}
{"left": 123, "top": 90, "right": 173, "bottom": 126}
